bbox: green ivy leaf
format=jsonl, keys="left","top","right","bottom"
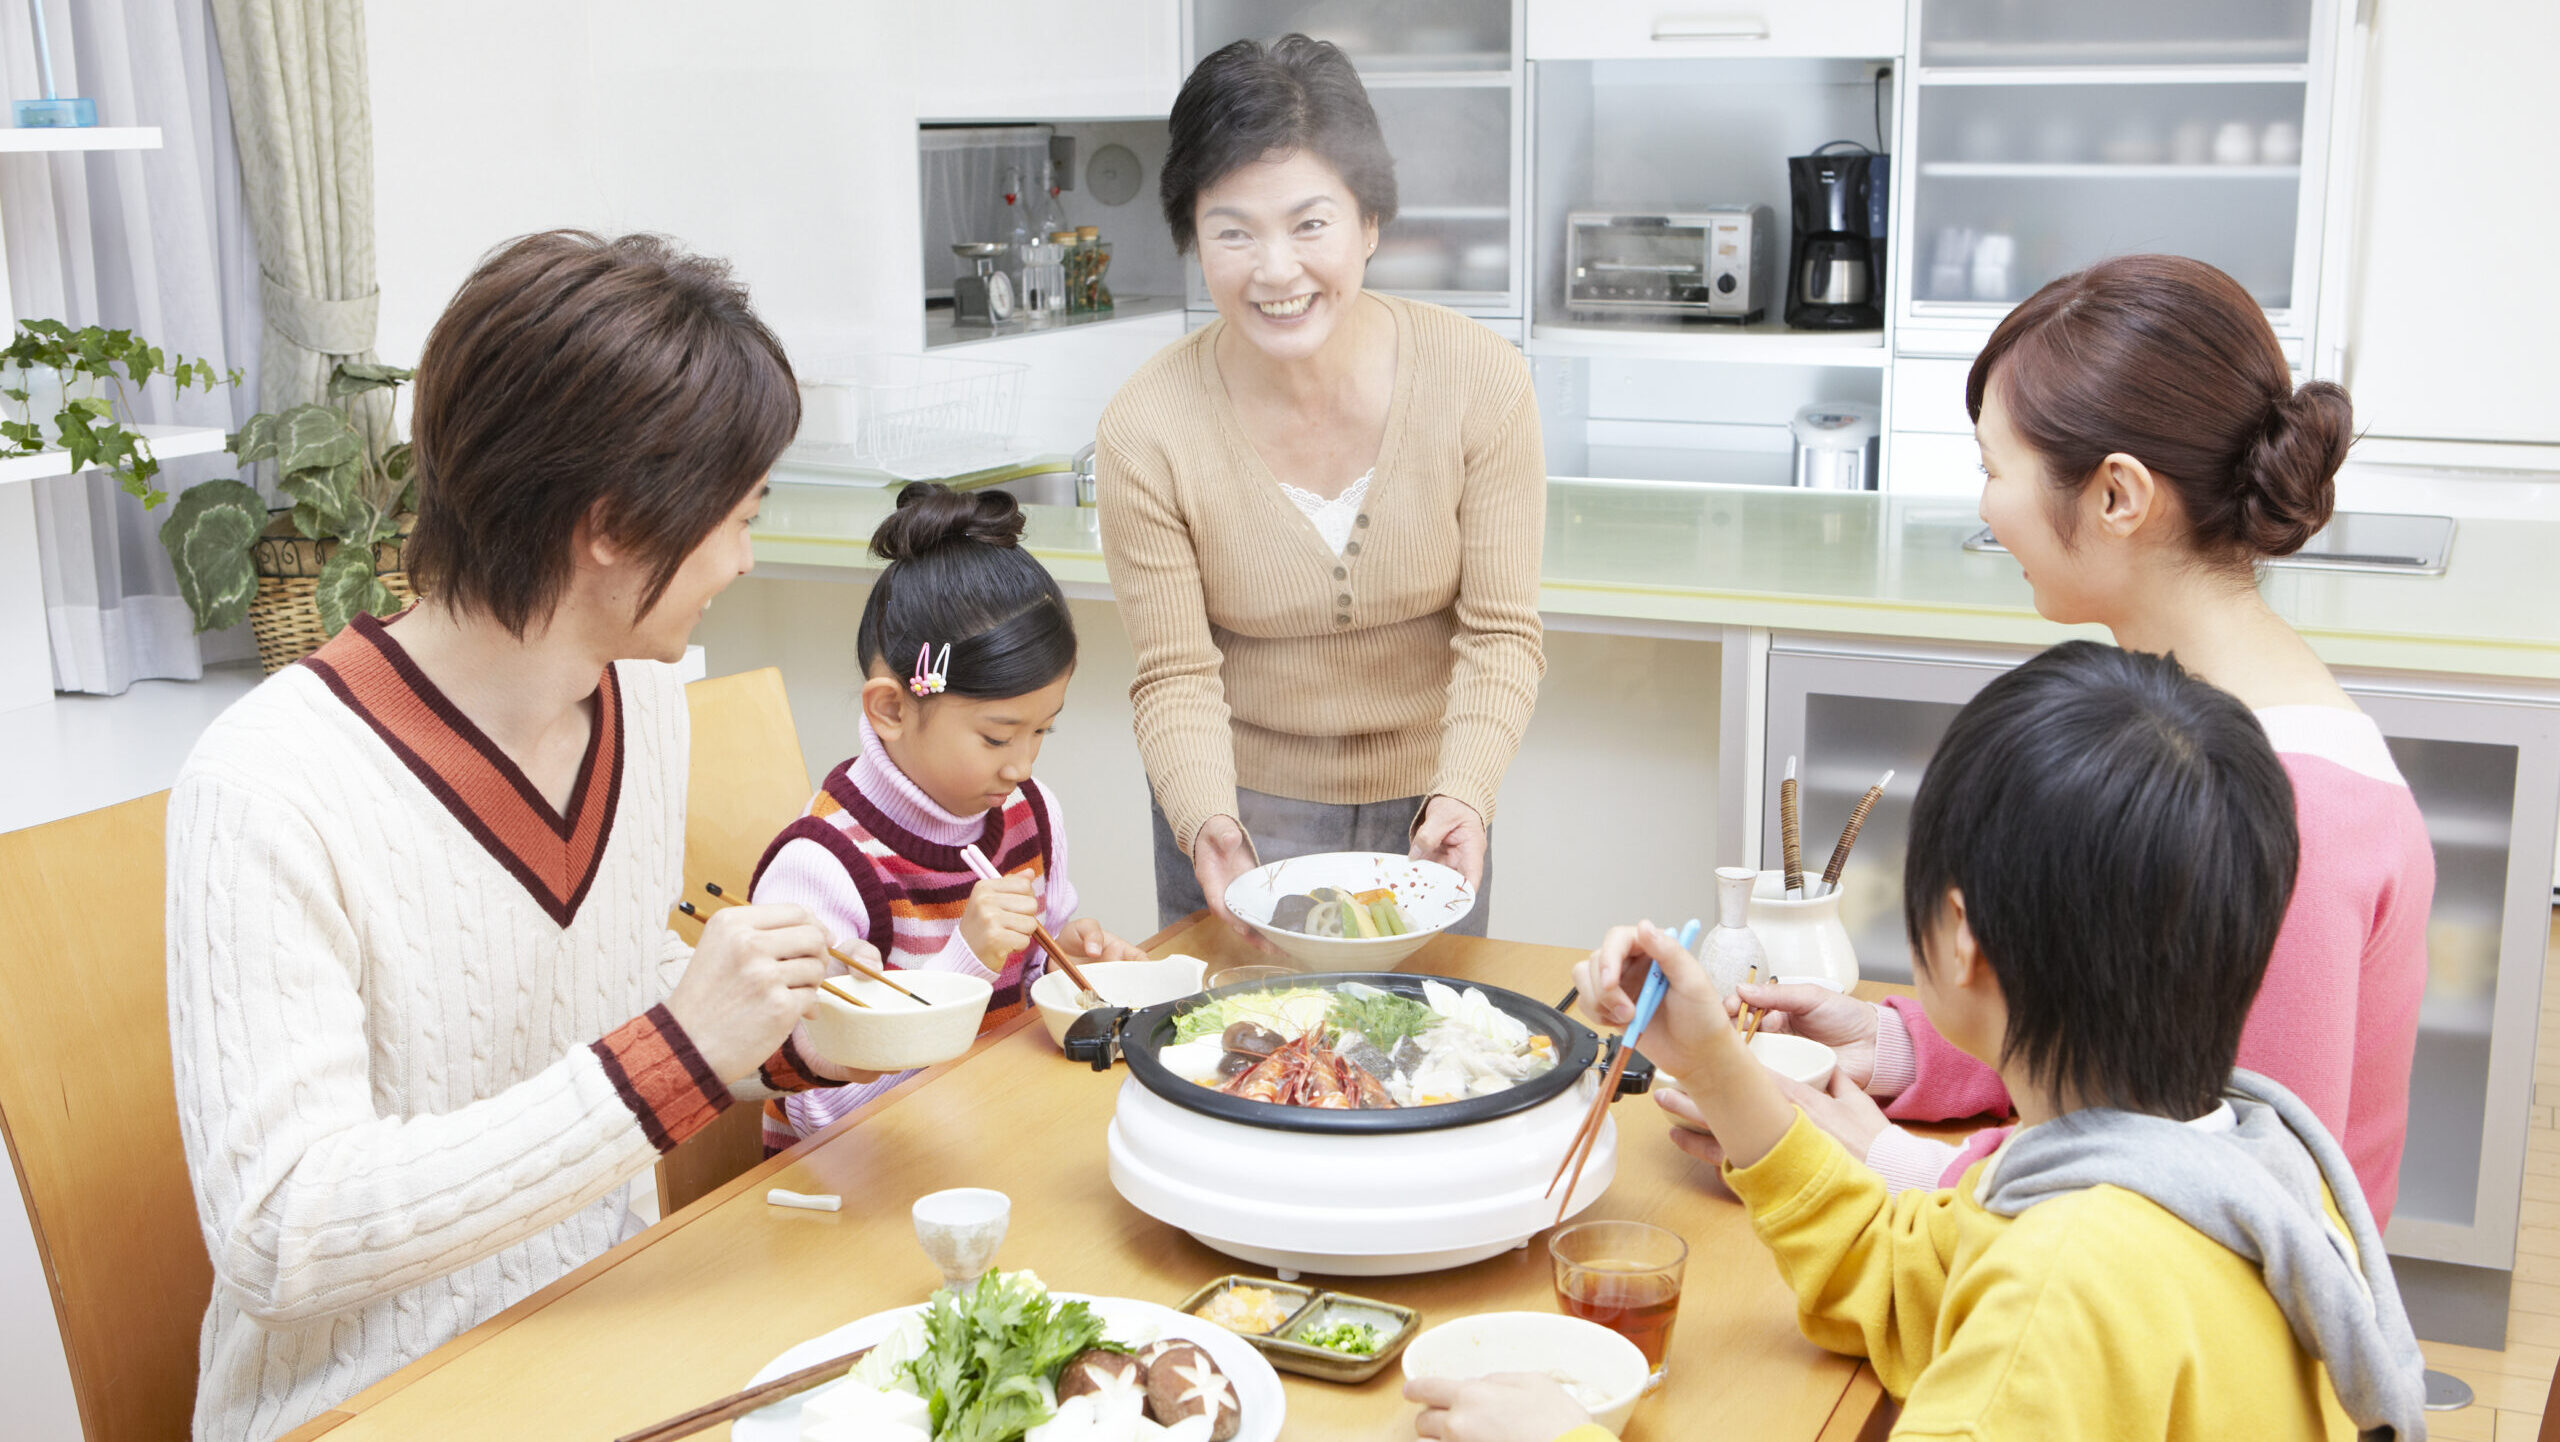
{"left": 311, "top": 543, "right": 398, "bottom": 637}
{"left": 327, "top": 361, "right": 415, "bottom": 398}
{"left": 279, "top": 456, "right": 366, "bottom": 542}
{"left": 156, "top": 479, "right": 264, "bottom": 633}
{"left": 70, "top": 395, "right": 112, "bottom": 420}
{"left": 229, "top": 411, "right": 280, "bottom": 464}
{"left": 273, "top": 403, "right": 360, "bottom": 476}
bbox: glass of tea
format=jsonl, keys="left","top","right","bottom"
{"left": 1549, "top": 1220, "right": 1688, "bottom": 1390}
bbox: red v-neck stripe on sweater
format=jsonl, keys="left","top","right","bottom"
{"left": 301, "top": 613, "right": 625, "bottom": 927}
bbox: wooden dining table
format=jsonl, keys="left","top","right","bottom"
{"left": 279, "top": 918, "right": 1900, "bottom": 1442}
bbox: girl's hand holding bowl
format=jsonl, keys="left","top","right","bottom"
{"left": 1405, "top": 1373, "right": 1591, "bottom": 1442}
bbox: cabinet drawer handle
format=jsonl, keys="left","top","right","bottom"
{"left": 1651, "top": 14, "right": 1771, "bottom": 41}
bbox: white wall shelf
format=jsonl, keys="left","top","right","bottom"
{"left": 1529, "top": 321, "right": 1888, "bottom": 369}
{"left": 1914, "top": 64, "right": 2310, "bottom": 87}
{"left": 0, "top": 423, "right": 225, "bottom": 485}
{"left": 0, "top": 125, "right": 162, "bottom": 153}
{"left": 1356, "top": 68, "right": 1516, "bottom": 90}
{"left": 1919, "top": 161, "right": 2302, "bottom": 180}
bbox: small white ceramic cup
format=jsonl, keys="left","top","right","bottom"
{"left": 911, "top": 1187, "right": 1010, "bottom": 1292}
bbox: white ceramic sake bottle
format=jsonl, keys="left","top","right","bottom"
{"left": 1698, "top": 866, "right": 1766, "bottom": 1001}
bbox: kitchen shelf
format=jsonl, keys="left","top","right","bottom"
{"left": 0, "top": 125, "right": 162, "bottom": 153}
{"left": 1529, "top": 321, "right": 1889, "bottom": 369}
{"left": 1357, "top": 69, "right": 1517, "bottom": 90}
{"left": 924, "top": 293, "right": 1186, "bottom": 351}
{"left": 1923, "top": 38, "right": 2310, "bottom": 66}
{"left": 1399, "top": 205, "right": 1512, "bottom": 221}
{"left": 1914, "top": 64, "right": 2311, "bottom": 88}
{"left": 0, "top": 423, "right": 224, "bottom": 484}
{"left": 1357, "top": 51, "right": 1511, "bottom": 75}
{"left": 1919, "top": 162, "right": 2302, "bottom": 180}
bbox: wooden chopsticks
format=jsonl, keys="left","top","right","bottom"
{"left": 1781, "top": 756, "right": 1804, "bottom": 897}
{"left": 611, "top": 1343, "right": 875, "bottom": 1442}
{"left": 1814, "top": 770, "right": 1892, "bottom": 899}
{"left": 958, "top": 843, "right": 1099, "bottom": 1004}
{"left": 677, "top": 900, "right": 874, "bottom": 1010}
{"left": 691, "top": 882, "right": 930, "bottom": 1007}
{"left": 1547, "top": 920, "right": 1694, "bottom": 1224}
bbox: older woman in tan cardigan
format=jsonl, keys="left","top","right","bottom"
{"left": 1097, "top": 35, "right": 1546, "bottom": 941}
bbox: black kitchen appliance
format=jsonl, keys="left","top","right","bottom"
{"left": 1786, "top": 143, "right": 1885, "bottom": 330}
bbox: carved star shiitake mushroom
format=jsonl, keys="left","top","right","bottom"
{"left": 1055, "top": 1348, "right": 1146, "bottom": 1409}
{"left": 1142, "top": 1340, "right": 1240, "bottom": 1442}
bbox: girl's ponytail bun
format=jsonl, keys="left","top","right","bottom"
{"left": 2231, "top": 381, "right": 2350, "bottom": 558}
{"left": 868, "top": 481, "right": 1025, "bottom": 563}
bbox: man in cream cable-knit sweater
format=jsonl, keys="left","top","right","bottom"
{"left": 166, "top": 232, "right": 870, "bottom": 1441}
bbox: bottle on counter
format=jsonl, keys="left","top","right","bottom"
{"left": 1076, "top": 224, "right": 1113, "bottom": 314}
{"left": 1000, "top": 166, "right": 1034, "bottom": 311}
{"left": 1034, "top": 158, "right": 1071, "bottom": 240}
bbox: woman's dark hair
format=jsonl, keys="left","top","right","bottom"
{"left": 857, "top": 483, "right": 1077, "bottom": 700}
{"left": 407, "top": 230, "right": 798, "bottom": 635}
{"left": 1966, "top": 253, "right": 2353, "bottom": 560}
{"left": 1902, "top": 640, "right": 2298, "bottom": 1119}
{"left": 1161, "top": 34, "right": 1398, "bottom": 254}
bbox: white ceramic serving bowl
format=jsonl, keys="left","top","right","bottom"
{"left": 1401, "top": 1312, "right": 1650, "bottom": 1433}
{"left": 1748, "top": 1030, "right": 1839, "bottom": 1090}
{"left": 1222, "top": 852, "right": 1475, "bottom": 971}
{"left": 799, "top": 968, "right": 992, "bottom": 1072}
{"left": 1029, "top": 954, "right": 1209, "bottom": 1050}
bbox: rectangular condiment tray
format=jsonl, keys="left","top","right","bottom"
{"left": 1175, "top": 1275, "right": 1421, "bottom": 1383}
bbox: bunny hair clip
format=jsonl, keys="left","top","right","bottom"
{"left": 909, "top": 642, "right": 952, "bottom": 697}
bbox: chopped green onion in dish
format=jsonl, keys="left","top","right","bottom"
{"left": 1294, "top": 1320, "right": 1382, "bottom": 1356}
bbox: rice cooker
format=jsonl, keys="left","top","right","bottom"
{"left": 1064, "top": 974, "right": 1654, "bottom": 1278}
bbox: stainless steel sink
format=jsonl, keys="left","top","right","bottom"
{"left": 960, "top": 469, "right": 1088, "bottom": 508}
{"left": 1963, "top": 511, "right": 2454, "bottom": 575}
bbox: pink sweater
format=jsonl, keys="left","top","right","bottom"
{"left": 1867, "top": 706, "right": 2433, "bottom": 1229}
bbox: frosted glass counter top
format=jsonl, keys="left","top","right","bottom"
{"left": 751, "top": 476, "right": 2560, "bottom": 682}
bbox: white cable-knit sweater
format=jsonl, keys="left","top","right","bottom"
{"left": 166, "top": 651, "right": 703, "bottom": 1441}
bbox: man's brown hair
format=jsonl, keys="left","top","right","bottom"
{"left": 405, "top": 230, "right": 799, "bottom": 635}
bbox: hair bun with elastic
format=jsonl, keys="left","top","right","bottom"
{"left": 2232, "top": 381, "right": 2351, "bottom": 557}
{"left": 869, "top": 481, "right": 1027, "bottom": 563}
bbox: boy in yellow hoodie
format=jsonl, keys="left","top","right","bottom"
{"left": 1409, "top": 641, "right": 2427, "bottom": 1442}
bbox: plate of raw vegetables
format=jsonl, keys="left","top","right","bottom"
{"left": 1222, "top": 852, "right": 1474, "bottom": 970}
{"left": 734, "top": 1270, "right": 1283, "bottom": 1442}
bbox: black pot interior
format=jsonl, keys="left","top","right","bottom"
{"left": 1115, "top": 971, "right": 1611, "bottom": 1134}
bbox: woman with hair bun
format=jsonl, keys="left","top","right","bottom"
{"left": 751, "top": 482, "right": 1146, "bottom": 1147}
{"left": 1098, "top": 34, "right": 1546, "bottom": 940}
{"left": 1732, "top": 254, "right": 2433, "bottom": 1230}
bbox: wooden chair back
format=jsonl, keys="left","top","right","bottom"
{"left": 0, "top": 792, "right": 207, "bottom": 1442}
{"left": 658, "top": 667, "right": 819, "bottom": 1214}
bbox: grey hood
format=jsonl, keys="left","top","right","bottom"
{"left": 1973, "top": 1069, "right": 2426, "bottom": 1442}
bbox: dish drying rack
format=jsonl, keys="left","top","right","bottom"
{"left": 788, "top": 353, "right": 1028, "bottom": 480}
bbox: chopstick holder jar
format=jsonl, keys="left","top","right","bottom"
{"left": 1744, "top": 869, "right": 1859, "bottom": 991}
{"left": 1700, "top": 867, "right": 1767, "bottom": 1002}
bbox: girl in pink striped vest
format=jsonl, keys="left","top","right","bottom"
{"left": 751, "top": 483, "right": 1146, "bottom": 1148}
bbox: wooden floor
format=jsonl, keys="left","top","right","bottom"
{"left": 2419, "top": 910, "right": 2560, "bottom": 1441}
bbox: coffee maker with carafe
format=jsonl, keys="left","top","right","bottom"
{"left": 1786, "top": 143, "right": 1884, "bottom": 330}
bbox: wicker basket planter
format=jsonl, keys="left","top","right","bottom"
{"left": 246, "top": 511, "right": 418, "bottom": 673}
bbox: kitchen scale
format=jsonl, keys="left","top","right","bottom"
{"left": 949, "top": 241, "right": 1014, "bottom": 326}
{"left": 1964, "top": 511, "right": 2455, "bottom": 576}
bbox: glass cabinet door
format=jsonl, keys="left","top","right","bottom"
{"left": 1898, "top": 0, "right": 2335, "bottom": 349}
{"left": 1191, "top": 0, "right": 1512, "bottom": 72}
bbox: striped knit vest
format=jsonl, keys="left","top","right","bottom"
{"left": 751, "top": 759, "right": 1056, "bottom": 1026}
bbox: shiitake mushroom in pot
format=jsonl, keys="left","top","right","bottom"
{"left": 1222, "top": 1021, "right": 1286, "bottom": 1057}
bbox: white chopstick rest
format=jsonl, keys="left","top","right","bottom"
{"left": 767, "top": 1188, "right": 842, "bottom": 1213}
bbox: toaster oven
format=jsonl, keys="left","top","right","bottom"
{"left": 1567, "top": 208, "right": 1774, "bottom": 323}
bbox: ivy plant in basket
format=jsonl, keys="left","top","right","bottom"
{"left": 159, "top": 361, "right": 418, "bottom": 649}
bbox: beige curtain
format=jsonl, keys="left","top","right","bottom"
{"left": 208, "top": 0, "right": 390, "bottom": 445}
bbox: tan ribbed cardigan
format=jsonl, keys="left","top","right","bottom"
{"left": 1095, "top": 292, "right": 1547, "bottom": 855}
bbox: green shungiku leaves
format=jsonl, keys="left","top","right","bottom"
{"left": 157, "top": 481, "right": 265, "bottom": 634}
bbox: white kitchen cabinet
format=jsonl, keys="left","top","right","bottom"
{"left": 1759, "top": 633, "right": 2560, "bottom": 1331}
{"left": 909, "top": 0, "right": 1185, "bottom": 120}
{"left": 1527, "top": 0, "right": 1904, "bottom": 62}
{"left": 2338, "top": 0, "right": 2560, "bottom": 449}
{"left": 1892, "top": 0, "right": 2346, "bottom": 360}
{"left": 1184, "top": 0, "right": 1527, "bottom": 318}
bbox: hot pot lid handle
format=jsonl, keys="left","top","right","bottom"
{"left": 1614, "top": 1041, "right": 1657, "bottom": 1098}
{"left": 1062, "top": 1005, "right": 1131, "bottom": 1071}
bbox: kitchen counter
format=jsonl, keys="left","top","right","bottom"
{"left": 755, "top": 473, "right": 2560, "bottom": 681}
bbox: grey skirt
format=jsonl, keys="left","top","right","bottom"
{"left": 1150, "top": 786, "right": 1494, "bottom": 936}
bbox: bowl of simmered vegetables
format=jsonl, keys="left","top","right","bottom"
{"left": 1222, "top": 852, "right": 1475, "bottom": 971}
